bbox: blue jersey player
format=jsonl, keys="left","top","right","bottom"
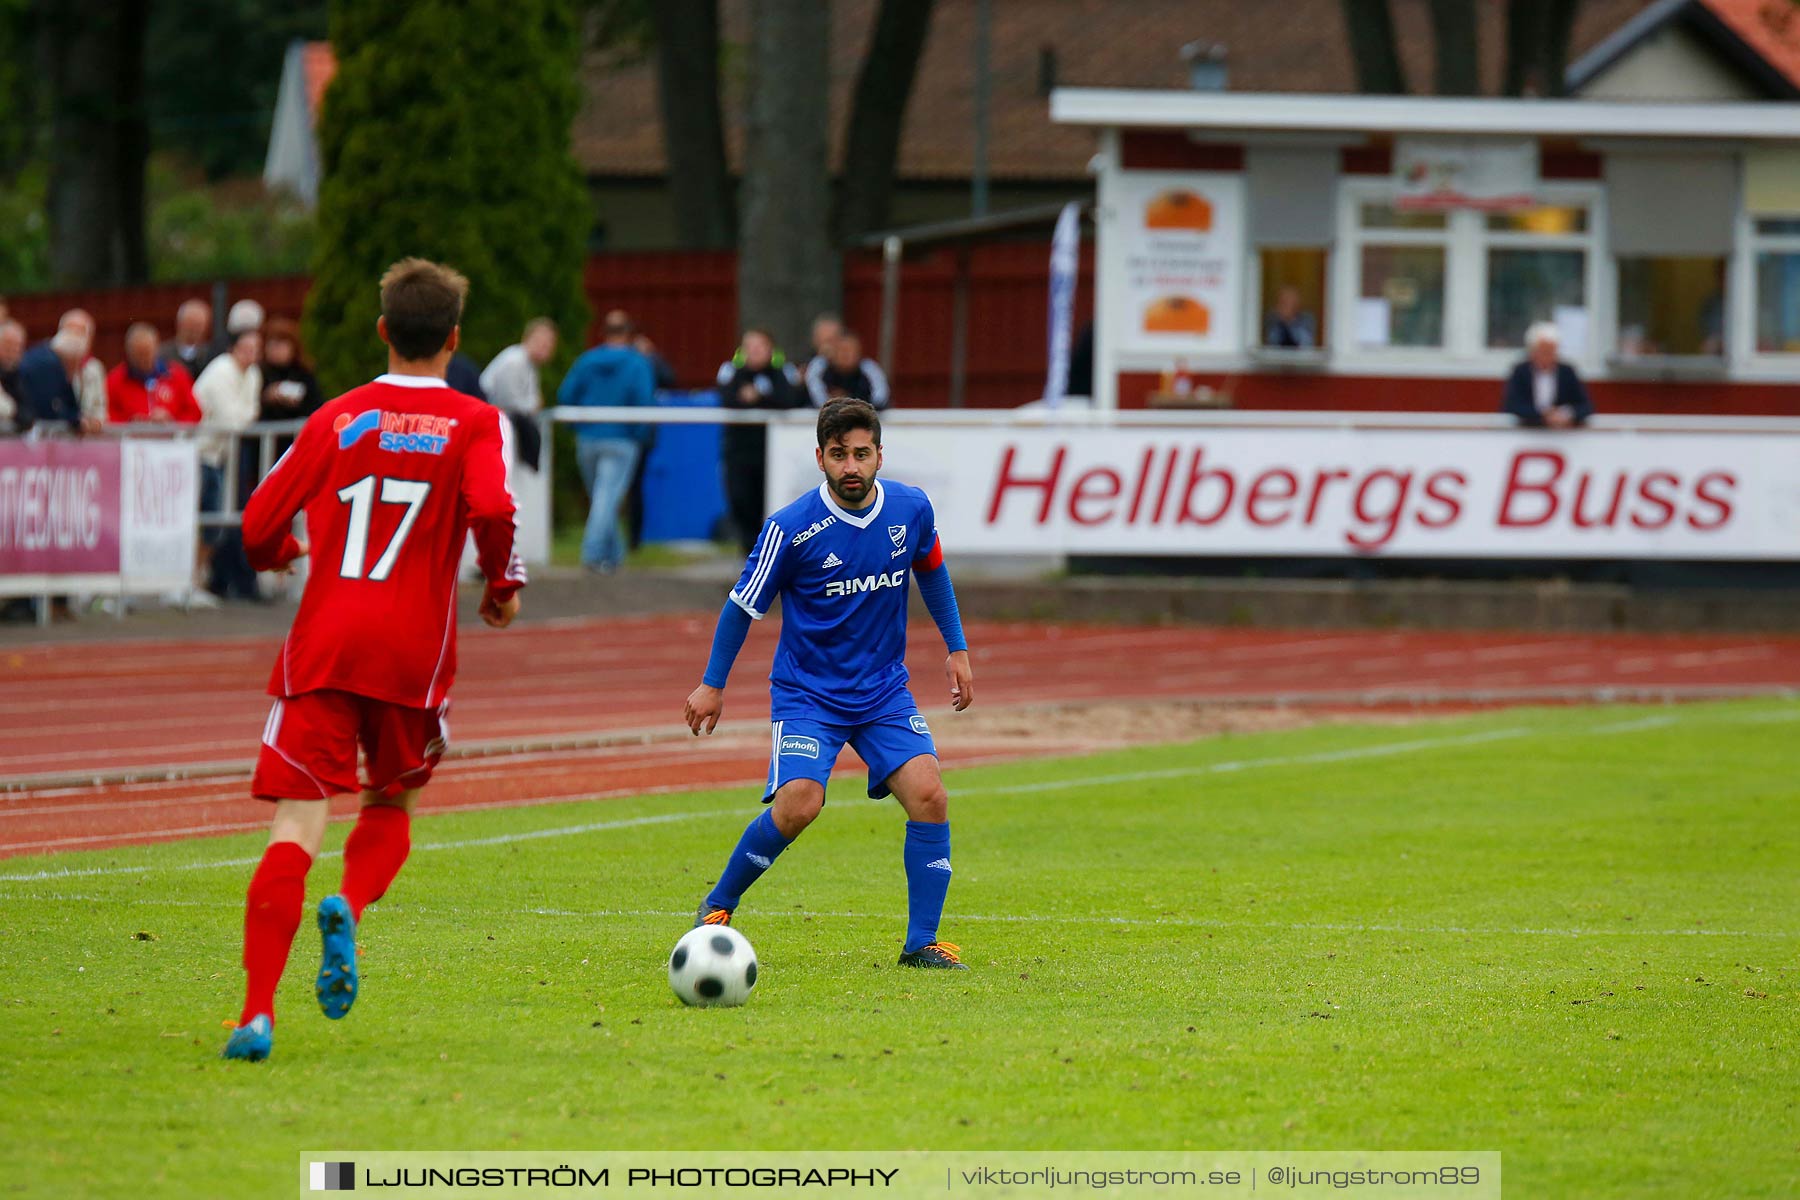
{"left": 683, "top": 398, "right": 975, "bottom": 969}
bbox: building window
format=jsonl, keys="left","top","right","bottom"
{"left": 1753, "top": 218, "right": 1800, "bottom": 355}
{"left": 1484, "top": 205, "right": 1588, "bottom": 351}
{"left": 1352, "top": 203, "right": 1447, "bottom": 348}
{"left": 1617, "top": 257, "right": 1726, "bottom": 358}
{"left": 1359, "top": 245, "right": 1445, "bottom": 347}
{"left": 1259, "top": 247, "right": 1327, "bottom": 348}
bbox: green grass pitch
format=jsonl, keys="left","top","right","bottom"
{"left": 2, "top": 698, "right": 1796, "bottom": 1198}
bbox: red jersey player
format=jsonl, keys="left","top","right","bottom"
{"left": 222, "top": 258, "right": 526, "bottom": 1062}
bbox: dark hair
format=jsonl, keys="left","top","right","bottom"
{"left": 379, "top": 257, "right": 468, "bottom": 360}
{"left": 816, "top": 397, "right": 881, "bottom": 449}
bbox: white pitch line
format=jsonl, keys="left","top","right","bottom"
{"left": 0, "top": 892, "right": 1790, "bottom": 941}
{"left": 1590, "top": 715, "right": 1680, "bottom": 734}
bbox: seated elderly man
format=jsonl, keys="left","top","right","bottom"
{"left": 1501, "top": 322, "right": 1592, "bottom": 429}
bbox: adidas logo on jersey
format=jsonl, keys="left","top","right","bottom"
{"left": 823, "top": 569, "right": 906, "bottom": 598}
{"left": 820, "top": 552, "right": 843, "bottom": 569}
{"left": 925, "top": 858, "right": 952, "bottom": 873}
{"left": 746, "top": 853, "right": 772, "bottom": 868}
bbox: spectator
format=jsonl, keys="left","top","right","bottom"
{"left": 625, "top": 330, "right": 674, "bottom": 550}
{"left": 445, "top": 350, "right": 487, "bottom": 401}
{"left": 804, "top": 328, "right": 890, "bottom": 410}
{"left": 481, "top": 318, "right": 557, "bottom": 416}
{"left": 1264, "top": 285, "right": 1317, "bottom": 349}
{"left": 635, "top": 332, "right": 678, "bottom": 392}
{"left": 257, "top": 317, "right": 324, "bottom": 475}
{"left": 810, "top": 312, "right": 844, "bottom": 360}
{"left": 57, "top": 309, "right": 109, "bottom": 426}
{"left": 163, "top": 298, "right": 213, "bottom": 377}
{"left": 1502, "top": 322, "right": 1592, "bottom": 429}
{"left": 257, "top": 318, "right": 323, "bottom": 423}
{"left": 204, "top": 298, "right": 263, "bottom": 367}
{"left": 716, "top": 328, "right": 800, "bottom": 551}
{"left": 106, "top": 323, "right": 201, "bottom": 424}
{"left": 481, "top": 318, "right": 556, "bottom": 472}
{"left": 194, "top": 329, "right": 264, "bottom": 599}
{"left": 0, "top": 319, "right": 24, "bottom": 432}
{"left": 16, "top": 321, "right": 99, "bottom": 433}
{"left": 557, "top": 309, "right": 655, "bottom": 573}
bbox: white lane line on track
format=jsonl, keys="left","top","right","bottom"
{"left": 0, "top": 892, "right": 1789, "bottom": 941}
{"left": 2, "top": 705, "right": 1791, "bottom": 878}
{"left": 0, "top": 726, "right": 1536, "bottom": 878}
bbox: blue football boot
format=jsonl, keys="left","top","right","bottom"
{"left": 315, "top": 894, "right": 358, "bottom": 1019}
{"left": 221, "top": 1013, "right": 273, "bottom": 1061}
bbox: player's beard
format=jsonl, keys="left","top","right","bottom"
{"left": 827, "top": 466, "right": 877, "bottom": 508}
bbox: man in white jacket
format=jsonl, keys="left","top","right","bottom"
{"left": 193, "top": 329, "right": 264, "bottom": 599}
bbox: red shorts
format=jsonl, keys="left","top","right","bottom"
{"left": 252, "top": 690, "right": 450, "bottom": 801}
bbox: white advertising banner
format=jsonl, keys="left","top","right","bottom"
{"left": 119, "top": 439, "right": 200, "bottom": 589}
{"left": 770, "top": 425, "right": 1800, "bottom": 560}
{"left": 1110, "top": 170, "right": 1243, "bottom": 355}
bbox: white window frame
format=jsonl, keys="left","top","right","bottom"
{"left": 1734, "top": 210, "right": 1800, "bottom": 376}
{"left": 1333, "top": 179, "right": 1604, "bottom": 375}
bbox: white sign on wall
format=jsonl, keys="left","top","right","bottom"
{"left": 1394, "top": 137, "right": 1537, "bottom": 211}
{"left": 770, "top": 425, "right": 1800, "bottom": 561}
{"left": 1109, "top": 171, "right": 1243, "bottom": 356}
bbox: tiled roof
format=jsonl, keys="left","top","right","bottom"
{"left": 572, "top": 0, "right": 1657, "bottom": 181}
{"left": 1697, "top": 0, "right": 1800, "bottom": 90}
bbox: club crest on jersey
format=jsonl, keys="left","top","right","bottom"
{"left": 791, "top": 516, "right": 837, "bottom": 546}
{"left": 333, "top": 410, "right": 453, "bottom": 455}
{"left": 779, "top": 734, "right": 821, "bottom": 759}
{"left": 823, "top": 569, "right": 905, "bottom": 598}
{"left": 888, "top": 524, "right": 907, "bottom": 549}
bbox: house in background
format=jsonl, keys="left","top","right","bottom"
{"left": 1565, "top": 0, "right": 1800, "bottom": 99}
{"left": 267, "top": 0, "right": 1693, "bottom": 248}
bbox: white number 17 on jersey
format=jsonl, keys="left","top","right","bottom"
{"left": 336, "top": 474, "right": 431, "bottom": 581}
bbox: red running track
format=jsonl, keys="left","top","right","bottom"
{"left": 2, "top": 615, "right": 1796, "bottom": 857}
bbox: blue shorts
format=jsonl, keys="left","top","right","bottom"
{"left": 763, "top": 710, "right": 937, "bottom": 803}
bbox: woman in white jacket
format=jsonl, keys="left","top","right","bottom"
{"left": 192, "top": 329, "right": 263, "bottom": 598}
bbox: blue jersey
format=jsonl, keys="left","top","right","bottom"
{"left": 730, "top": 479, "right": 944, "bottom": 724}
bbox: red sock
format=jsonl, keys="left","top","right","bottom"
{"left": 340, "top": 804, "right": 412, "bottom": 921}
{"left": 240, "top": 841, "right": 312, "bottom": 1026}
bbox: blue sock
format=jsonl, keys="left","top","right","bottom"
{"left": 902, "top": 820, "right": 952, "bottom": 953}
{"left": 706, "top": 809, "right": 792, "bottom": 912}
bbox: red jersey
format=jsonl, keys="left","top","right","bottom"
{"left": 241, "top": 374, "right": 526, "bottom": 708}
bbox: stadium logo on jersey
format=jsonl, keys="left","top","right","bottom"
{"left": 333, "top": 410, "right": 452, "bottom": 455}
{"left": 820, "top": 552, "right": 843, "bottom": 570}
{"left": 888, "top": 524, "right": 907, "bottom": 549}
{"left": 823, "top": 569, "right": 906, "bottom": 598}
{"left": 779, "top": 734, "right": 821, "bottom": 759}
{"left": 909, "top": 715, "right": 931, "bottom": 736}
{"left": 791, "top": 516, "right": 837, "bottom": 546}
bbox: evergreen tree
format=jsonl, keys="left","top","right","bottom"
{"left": 305, "top": 0, "right": 590, "bottom": 394}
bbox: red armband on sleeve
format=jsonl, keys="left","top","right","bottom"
{"left": 912, "top": 534, "right": 944, "bottom": 573}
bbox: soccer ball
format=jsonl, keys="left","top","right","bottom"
{"left": 668, "top": 925, "right": 758, "bottom": 1007}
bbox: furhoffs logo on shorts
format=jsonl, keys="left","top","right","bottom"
{"left": 779, "top": 735, "right": 821, "bottom": 759}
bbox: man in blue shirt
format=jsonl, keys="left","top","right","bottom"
{"left": 557, "top": 310, "right": 656, "bottom": 571}
{"left": 683, "top": 398, "right": 975, "bottom": 969}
